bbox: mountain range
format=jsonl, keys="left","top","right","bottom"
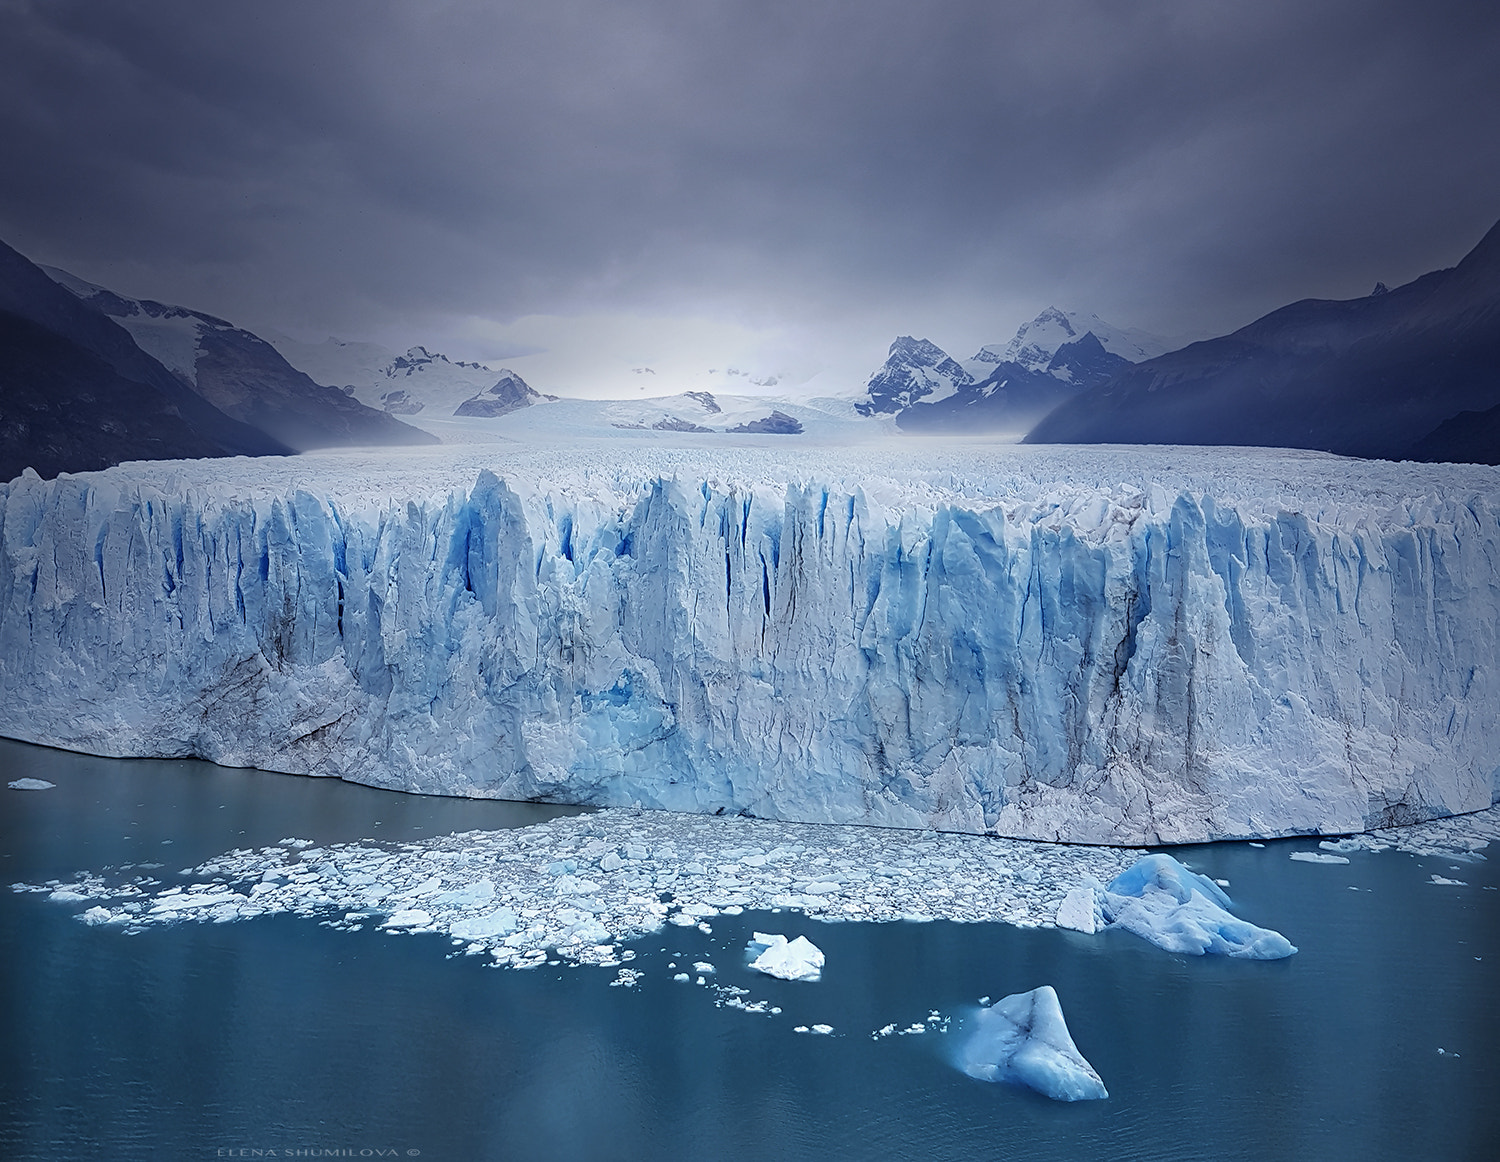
{"left": 1026, "top": 218, "right": 1500, "bottom": 463}
{"left": 265, "top": 333, "right": 529, "bottom": 417}
{"left": 857, "top": 308, "right": 1171, "bottom": 432}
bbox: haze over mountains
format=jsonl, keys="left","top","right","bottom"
{"left": 3, "top": 215, "right": 1498, "bottom": 481}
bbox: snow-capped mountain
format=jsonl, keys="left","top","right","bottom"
{"left": 267, "top": 333, "right": 527, "bottom": 417}
{"left": 453, "top": 369, "right": 549, "bottom": 417}
{"left": 855, "top": 336, "right": 975, "bottom": 415}
{"left": 41, "top": 268, "right": 432, "bottom": 452}
{"left": 967, "top": 307, "right": 1171, "bottom": 376}
{"left": 856, "top": 311, "right": 1166, "bottom": 433}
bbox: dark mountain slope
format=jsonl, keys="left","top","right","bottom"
{"left": 1026, "top": 219, "right": 1500, "bottom": 463}
{"left": 44, "top": 270, "right": 436, "bottom": 452}
{"left": 0, "top": 239, "right": 288, "bottom": 477}
{"left": 0, "top": 310, "right": 235, "bottom": 481}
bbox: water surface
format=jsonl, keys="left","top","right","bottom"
{"left": 3, "top": 739, "right": 1496, "bottom": 1161}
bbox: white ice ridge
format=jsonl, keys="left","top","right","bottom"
{"left": 3, "top": 443, "right": 1499, "bottom": 843}
{"left": 19, "top": 808, "right": 1144, "bottom": 968}
{"left": 953, "top": 986, "right": 1108, "bottom": 1101}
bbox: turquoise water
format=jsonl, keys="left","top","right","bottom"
{"left": 2, "top": 738, "right": 1496, "bottom": 1161}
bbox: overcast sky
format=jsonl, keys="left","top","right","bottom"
{"left": 2, "top": 0, "right": 1498, "bottom": 397}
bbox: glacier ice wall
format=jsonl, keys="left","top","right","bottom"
{"left": 2, "top": 447, "right": 1498, "bottom": 844}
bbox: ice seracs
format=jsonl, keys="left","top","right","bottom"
{"left": 953, "top": 986, "right": 1107, "bottom": 1101}
{"left": 2, "top": 443, "right": 1498, "bottom": 845}
{"left": 1098, "top": 854, "right": 1297, "bottom": 959}
{"left": 746, "top": 932, "right": 824, "bottom": 981}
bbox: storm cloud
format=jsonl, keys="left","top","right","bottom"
{"left": 2, "top": 0, "right": 1497, "bottom": 389}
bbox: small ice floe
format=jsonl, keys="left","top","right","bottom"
{"left": 449, "top": 907, "right": 518, "bottom": 940}
{"left": 1429, "top": 875, "right": 1467, "bottom": 886}
{"left": 1290, "top": 852, "right": 1350, "bottom": 865}
{"left": 794, "top": 1024, "right": 834, "bottom": 1035}
{"left": 1099, "top": 853, "right": 1296, "bottom": 958}
{"left": 953, "top": 986, "right": 1107, "bottom": 1102}
{"left": 381, "top": 909, "right": 433, "bottom": 928}
{"left": 1248, "top": 842, "right": 1266, "bottom": 848}
{"left": 745, "top": 932, "right": 824, "bottom": 981}
{"left": 7, "top": 778, "right": 55, "bottom": 790}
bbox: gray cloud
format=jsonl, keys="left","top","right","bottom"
{"left": 1, "top": 0, "right": 1497, "bottom": 362}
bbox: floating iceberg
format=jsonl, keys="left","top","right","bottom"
{"left": 3, "top": 444, "right": 1498, "bottom": 844}
{"left": 7, "top": 778, "right": 55, "bottom": 790}
{"left": 746, "top": 932, "right": 825, "bottom": 981}
{"left": 954, "top": 986, "right": 1107, "bottom": 1101}
{"left": 1100, "top": 853, "right": 1296, "bottom": 959}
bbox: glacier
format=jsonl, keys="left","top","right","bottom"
{"left": 2, "top": 441, "right": 1499, "bottom": 845}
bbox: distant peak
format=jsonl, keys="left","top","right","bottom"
{"left": 887, "top": 335, "right": 950, "bottom": 362}
{"left": 1371, "top": 282, "right": 1390, "bottom": 297}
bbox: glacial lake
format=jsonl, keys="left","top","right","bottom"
{"left": 2, "top": 737, "right": 1497, "bottom": 1162}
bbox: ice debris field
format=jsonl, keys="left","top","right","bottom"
{"left": 3, "top": 442, "right": 1499, "bottom": 845}
{"left": 16, "top": 794, "right": 1498, "bottom": 1101}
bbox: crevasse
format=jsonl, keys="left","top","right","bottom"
{"left": 2, "top": 447, "right": 1496, "bottom": 844}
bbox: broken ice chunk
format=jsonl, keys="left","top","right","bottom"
{"left": 1101, "top": 853, "right": 1296, "bottom": 959}
{"left": 1055, "top": 884, "right": 1101, "bottom": 934}
{"left": 954, "top": 985, "right": 1107, "bottom": 1102}
{"left": 745, "top": 932, "right": 825, "bottom": 981}
{"left": 7, "top": 778, "right": 55, "bottom": 790}
{"left": 449, "top": 907, "right": 519, "bottom": 940}
{"left": 381, "top": 909, "right": 433, "bottom": 928}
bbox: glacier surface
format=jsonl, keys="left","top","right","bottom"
{"left": 2, "top": 442, "right": 1499, "bottom": 844}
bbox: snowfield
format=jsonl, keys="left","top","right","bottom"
{"left": 2, "top": 437, "right": 1498, "bottom": 844}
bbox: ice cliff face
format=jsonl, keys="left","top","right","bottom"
{"left": 1, "top": 445, "right": 1497, "bottom": 845}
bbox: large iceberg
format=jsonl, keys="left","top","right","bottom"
{"left": 1098, "top": 853, "right": 1296, "bottom": 958}
{"left": 2, "top": 443, "right": 1498, "bottom": 844}
{"left": 953, "top": 985, "right": 1107, "bottom": 1101}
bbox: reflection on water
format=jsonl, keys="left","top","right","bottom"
{"left": 2, "top": 738, "right": 1497, "bottom": 1161}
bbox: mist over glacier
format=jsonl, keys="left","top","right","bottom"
{"left": 2, "top": 441, "right": 1497, "bottom": 845}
